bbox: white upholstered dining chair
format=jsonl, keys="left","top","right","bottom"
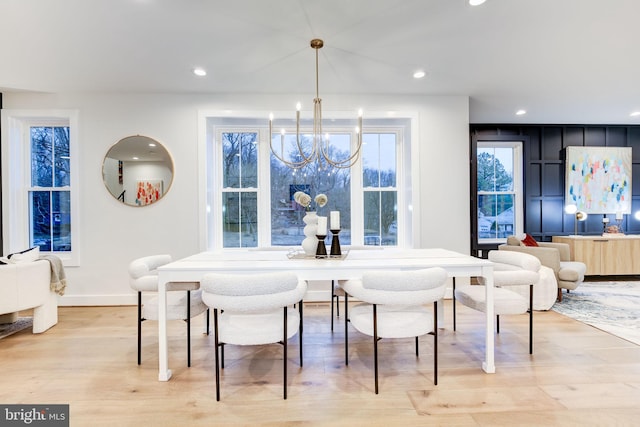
{"left": 338, "top": 267, "right": 448, "bottom": 394}
{"left": 200, "top": 271, "right": 307, "bottom": 401}
{"left": 453, "top": 250, "right": 540, "bottom": 354}
{"left": 128, "top": 254, "right": 209, "bottom": 367}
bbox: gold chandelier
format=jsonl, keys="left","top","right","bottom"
{"left": 269, "top": 39, "right": 363, "bottom": 170}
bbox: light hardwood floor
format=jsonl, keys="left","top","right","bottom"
{"left": 1, "top": 300, "right": 640, "bottom": 426}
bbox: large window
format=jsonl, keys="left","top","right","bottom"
{"left": 221, "top": 132, "right": 259, "bottom": 247}
{"left": 477, "top": 142, "right": 523, "bottom": 243}
{"left": 362, "top": 133, "right": 397, "bottom": 246}
{"left": 206, "top": 116, "right": 408, "bottom": 250}
{"left": 1, "top": 110, "right": 79, "bottom": 265}
{"left": 29, "top": 126, "right": 72, "bottom": 252}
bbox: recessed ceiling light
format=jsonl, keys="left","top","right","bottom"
{"left": 630, "top": 111, "right": 640, "bottom": 117}
{"left": 516, "top": 109, "right": 527, "bottom": 116}
{"left": 413, "top": 70, "right": 426, "bottom": 79}
{"left": 469, "top": 0, "right": 486, "bottom": 5}
{"left": 193, "top": 67, "right": 207, "bottom": 77}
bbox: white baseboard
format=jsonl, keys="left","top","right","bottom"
{"left": 58, "top": 294, "right": 137, "bottom": 306}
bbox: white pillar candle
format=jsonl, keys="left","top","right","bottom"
{"left": 330, "top": 211, "right": 340, "bottom": 230}
{"left": 317, "top": 216, "right": 327, "bottom": 236}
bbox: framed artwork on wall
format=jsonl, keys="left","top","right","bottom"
{"left": 565, "top": 146, "right": 632, "bottom": 214}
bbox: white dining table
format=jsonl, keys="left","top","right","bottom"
{"left": 156, "top": 247, "right": 495, "bottom": 381}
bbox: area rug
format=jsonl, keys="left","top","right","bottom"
{"left": 552, "top": 281, "right": 640, "bottom": 345}
{"left": 0, "top": 317, "right": 32, "bottom": 339}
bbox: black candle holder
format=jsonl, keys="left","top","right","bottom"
{"left": 315, "top": 234, "right": 327, "bottom": 258}
{"left": 330, "top": 229, "right": 341, "bottom": 257}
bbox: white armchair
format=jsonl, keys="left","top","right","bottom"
{"left": 200, "top": 271, "right": 307, "bottom": 401}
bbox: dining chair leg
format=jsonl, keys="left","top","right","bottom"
{"left": 496, "top": 314, "right": 500, "bottom": 334}
{"left": 283, "top": 306, "right": 288, "bottom": 400}
{"left": 415, "top": 336, "right": 419, "bottom": 357}
{"left": 213, "top": 309, "right": 220, "bottom": 401}
{"left": 344, "top": 292, "right": 349, "bottom": 366}
{"left": 206, "top": 309, "right": 210, "bottom": 335}
{"left": 373, "top": 304, "right": 379, "bottom": 394}
{"left": 529, "top": 284, "right": 533, "bottom": 355}
{"left": 299, "top": 300, "right": 304, "bottom": 366}
{"left": 187, "top": 290, "right": 191, "bottom": 367}
{"left": 137, "top": 291, "right": 142, "bottom": 365}
{"left": 452, "top": 278, "right": 457, "bottom": 331}
{"left": 434, "top": 300, "right": 438, "bottom": 386}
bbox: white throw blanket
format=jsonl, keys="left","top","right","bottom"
{"left": 39, "top": 255, "right": 67, "bottom": 296}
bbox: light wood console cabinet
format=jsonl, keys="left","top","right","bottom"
{"left": 552, "top": 235, "right": 640, "bottom": 275}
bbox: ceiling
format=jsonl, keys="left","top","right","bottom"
{"left": 2, "top": 0, "right": 640, "bottom": 124}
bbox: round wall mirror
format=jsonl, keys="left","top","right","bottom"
{"left": 102, "top": 135, "right": 174, "bottom": 206}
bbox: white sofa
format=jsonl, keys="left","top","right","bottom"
{"left": 0, "top": 259, "right": 59, "bottom": 333}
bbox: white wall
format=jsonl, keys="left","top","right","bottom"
{"left": 2, "top": 92, "right": 470, "bottom": 305}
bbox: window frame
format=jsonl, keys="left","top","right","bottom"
{"left": 201, "top": 113, "right": 413, "bottom": 251}
{"left": 476, "top": 140, "right": 524, "bottom": 245}
{"left": 217, "top": 129, "right": 261, "bottom": 248}
{"left": 360, "top": 130, "right": 401, "bottom": 247}
{"left": 1, "top": 110, "right": 80, "bottom": 265}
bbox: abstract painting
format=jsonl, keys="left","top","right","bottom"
{"left": 565, "top": 146, "right": 632, "bottom": 214}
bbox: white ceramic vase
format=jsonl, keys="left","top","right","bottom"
{"left": 301, "top": 211, "right": 318, "bottom": 256}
